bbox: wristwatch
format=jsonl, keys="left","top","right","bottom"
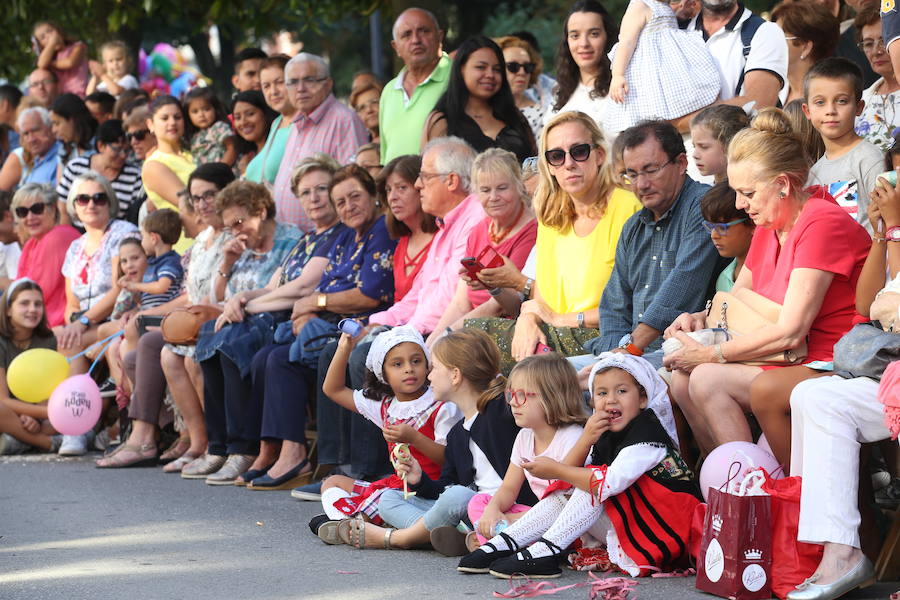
{"left": 618, "top": 334, "right": 643, "bottom": 356}
{"left": 78, "top": 315, "right": 91, "bottom": 327}
{"left": 576, "top": 312, "right": 585, "bottom": 328}
{"left": 521, "top": 277, "right": 534, "bottom": 300}
{"left": 317, "top": 293, "right": 328, "bottom": 309}
{"left": 886, "top": 226, "right": 900, "bottom": 242}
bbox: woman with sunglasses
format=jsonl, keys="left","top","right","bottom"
{"left": 422, "top": 36, "right": 536, "bottom": 163}
{"left": 56, "top": 119, "right": 145, "bottom": 226}
{"left": 123, "top": 106, "right": 156, "bottom": 162}
{"left": 11, "top": 183, "right": 79, "bottom": 327}
{"left": 58, "top": 171, "right": 139, "bottom": 376}
{"left": 496, "top": 36, "right": 546, "bottom": 142}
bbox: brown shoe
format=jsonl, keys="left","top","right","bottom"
{"left": 181, "top": 453, "right": 226, "bottom": 479}
{"left": 206, "top": 454, "right": 257, "bottom": 486}
{"left": 430, "top": 526, "right": 469, "bottom": 557}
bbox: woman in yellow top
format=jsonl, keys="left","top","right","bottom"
{"left": 141, "top": 95, "right": 194, "bottom": 254}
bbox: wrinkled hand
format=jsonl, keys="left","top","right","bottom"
{"left": 19, "top": 414, "right": 40, "bottom": 433}
{"left": 383, "top": 423, "right": 418, "bottom": 444}
{"left": 222, "top": 237, "right": 246, "bottom": 266}
{"left": 459, "top": 266, "right": 487, "bottom": 291}
{"left": 610, "top": 74, "right": 628, "bottom": 103}
{"left": 291, "top": 312, "right": 313, "bottom": 336}
{"left": 220, "top": 293, "right": 247, "bottom": 326}
{"left": 663, "top": 312, "right": 706, "bottom": 339}
{"left": 583, "top": 410, "right": 610, "bottom": 444}
{"left": 519, "top": 298, "right": 555, "bottom": 325}
{"left": 291, "top": 295, "right": 316, "bottom": 321}
{"left": 511, "top": 312, "right": 546, "bottom": 361}
{"left": 477, "top": 255, "right": 524, "bottom": 290}
{"left": 521, "top": 456, "right": 561, "bottom": 480}
{"left": 393, "top": 454, "right": 423, "bottom": 486}
{"left": 662, "top": 331, "right": 715, "bottom": 372}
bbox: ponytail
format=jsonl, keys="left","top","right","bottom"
{"left": 431, "top": 329, "right": 502, "bottom": 412}
{"left": 477, "top": 374, "right": 507, "bottom": 413}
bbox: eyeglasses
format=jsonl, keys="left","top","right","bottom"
{"left": 14, "top": 203, "right": 48, "bottom": 218}
{"left": 858, "top": 38, "right": 886, "bottom": 53}
{"left": 190, "top": 189, "right": 218, "bottom": 205}
{"left": 285, "top": 76, "right": 328, "bottom": 89}
{"left": 417, "top": 170, "right": 447, "bottom": 183}
{"left": 107, "top": 144, "right": 128, "bottom": 156}
{"left": 224, "top": 217, "right": 246, "bottom": 232}
{"left": 505, "top": 389, "right": 539, "bottom": 407}
{"left": 126, "top": 129, "right": 150, "bottom": 143}
{"left": 355, "top": 98, "right": 379, "bottom": 113}
{"left": 544, "top": 143, "right": 594, "bottom": 167}
{"left": 28, "top": 78, "right": 54, "bottom": 89}
{"left": 297, "top": 184, "right": 330, "bottom": 199}
{"left": 622, "top": 159, "right": 676, "bottom": 185}
{"left": 74, "top": 193, "right": 109, "bottom": 207}
{"left": 506, "top": 61, "right": 536, "bottom": 75}
{"left": 702, "top": 217, "right": 749, "bottom": 235}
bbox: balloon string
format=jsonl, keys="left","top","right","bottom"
{"left": 87, "top": 336, "right": 119, "bottom": 376}
{"left": 67, "top": 331, "right": 123, "bottom": 363}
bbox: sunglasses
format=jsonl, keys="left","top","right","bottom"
{"left": 74, "top": 193, "right": 109, "bottom": 207}
{"left": 14, "top": 203, "right": 48, "bottom": 218}
{"left": 506, "top": 61, "right": 536, "bottom": 75}
{"left": 702, "top": 217, "right": 749, "bottom": 235}
{"left": 126, "top": 129, "right": 150, "bottom": 143}
{"left": 544, "top": 143, "right": 594, "bottom": 167}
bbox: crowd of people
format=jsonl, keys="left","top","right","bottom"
{"left": 0, "top": 2, "right": 898, "bottom": 598}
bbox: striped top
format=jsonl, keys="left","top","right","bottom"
{"left": 57, "top": 156, "right": 145, "bottom": 223}
{"left": 141, "top": 250, "right": 184, "bottom": 308}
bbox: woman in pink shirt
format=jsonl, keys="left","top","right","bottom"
{"left": 11, "top": 183, "right": 79, "bottom": 328}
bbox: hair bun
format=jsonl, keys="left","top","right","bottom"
{"left": 750, "top": 107, "right": 794, "bottom": 136}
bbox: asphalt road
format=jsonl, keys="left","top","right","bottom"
{"left": 0, "top": 453, "right": 896, "bottom": 600}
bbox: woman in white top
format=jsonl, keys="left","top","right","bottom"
{"left": 543, "top": 0, "right": 618, "bottom": 129}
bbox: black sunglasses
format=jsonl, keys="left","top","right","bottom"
{"left": 544, "top": 143, "right": 594, "bottom": 167}
{"left": 126, "top": 129, "right": 150, "bottom": 142}
{"left": 14, "top": 203, "right": 48, "bottom": 218}
{"left": 74, "top": 193, "right": 109, "bottom": 207}
{"left": 506, "top": 61, "right": 536, "bottom": 75}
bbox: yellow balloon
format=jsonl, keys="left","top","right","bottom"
{"left": 7, "top": 348, "right": 70, "bottom": 403}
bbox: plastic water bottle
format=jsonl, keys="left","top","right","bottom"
{"left": 338, "top": 318, "right": 363, "bottom": 336}
{"left": 493, "top": 519, "right": 509, "bottom": 536}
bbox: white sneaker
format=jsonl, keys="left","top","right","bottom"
{"left": 58, "top": 434, "right": 88, "bottom": 456}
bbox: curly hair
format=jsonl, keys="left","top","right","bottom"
{"left": 215, "top": 180, "right": 276, "bottom": 220}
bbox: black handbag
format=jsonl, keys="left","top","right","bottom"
{"left": 832, "top": 322, "right": 900, "bottom": 381}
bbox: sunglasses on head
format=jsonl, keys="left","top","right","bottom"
{"left": 14, "top": 203, "right": 48, "bottom": 218}
{"left": 74, "top": 193, "right": 109, "bottom": 207}
{"left": 506, "top": 61, "right": 536, "bottom": 75}
{"left": 544, "top": 143, "right": 594, "bottom": 167}
{"left": 126, "top": 129, "right": 150, "bottom": 142}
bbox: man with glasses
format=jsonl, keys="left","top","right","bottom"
{"left": 0, "top": 107, "right": 60, "bottom": 192}
{"left": 272, "top": 52, "right": 368, "bottom": 233}
{"left": 380, "top": 8, "right": 451, "bottom": 163}
{"left": 578, "top": 121, "right": 724, "bottom": 367}
{"left": 26, "top": 69, "right": 59, "bottom": 109}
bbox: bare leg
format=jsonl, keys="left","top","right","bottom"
{"left": 267, "top": 439, "right": 311, "bottom": 479}
{"left": 810, "top": 542, "right": 866, "bottom": 585}
{"left": 687, "top": 363, "right": 762, "bottom": 447}
{"left": 321, "top": 474, "right": 356, "bottom": 493}
{"left": 669, "top": 369, "right": 716, "bottom": 454}
{"left": 357, "top": 518, "right": 430, "bottom": 549}
{"left": 237, "top": 439, "right": 282, "bottom": 483}
{"left": 161, "top": 349, "right": 207, "bottom": 456}
{"left": 54, "top": 325, "right": 100, "bottom": 374}
{"left": 0, "top": 401, "right": 52, "bottom": 450}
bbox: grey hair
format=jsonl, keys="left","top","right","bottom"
{"left": 423, "top": 136, "right": 476, "bottom": 193}
{"left": 471, "top": 147, "right": 528, "bottom": 201}
{"left": 285, "top": 52, "right": 330, "bottom": 79}
{"left": 12, "top": 183, "right": 59, "bottom": 221}
{"left": 392, "top": 7, "right": 441, "bottom": 41}
{"left": 66, "top": 170, "right": 119, "bottom": 223}
{"left": 290, "top": 153, "right": 341, "bottom": 197}
{"left": 16, "top": 106, "right": 51, "bottom": 131}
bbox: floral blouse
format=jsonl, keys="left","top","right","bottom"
{"left": 278, "top": 223, "right": 347, "bottom": 285}
{"left": 855, "top": 78, "right": 900, "bottom": 152}
{"left": 61, "top": 219, "right": 140, "bottom": 311}
{"left": 186, "top": 226, "right": 232, "bottom": 304}
{"left": 316, "top": 215, "right": 396, "bottom": 318}
{"left": 226, "top": 222, "right": 302, "bottom": 299}
{"left": 190, "top": 120, "right": 234, "bottom": 165}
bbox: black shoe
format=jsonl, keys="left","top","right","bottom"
{"left": 308, "top": 513, "right": 333, "bottom": 536}
{"left": 488, "top": 538, "right": 563, "bottom": 579}
{"left": 457, "top": 532, "right": 519, "bottom": 574}
{"left": 98, "top": 378, "right": 117, "bottom": 398}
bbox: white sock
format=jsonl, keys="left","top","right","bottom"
{"left": 322, "top": 487, "right": 353, "bottom": 520}
{"left": 524, "top": 488, "right": 604, "bottom": 559}
{"left": 482, "top": 494, "right": 567, "bottom": 553}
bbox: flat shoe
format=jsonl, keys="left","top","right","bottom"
{"left": 235, "top": 461, "right": 276, "bottom": 487}
{"left": 95, "top": 443, "right": 157, "bottom": 468}
{"left": 248, "top": 459, "right": 311, "bottom": 490}
{"left": 317, "top": 520, "right": 344, "bottom": 545}
{"left": 786, "top": 556, "right": 875, "bottom": 600}
{"left": 162, "top": 453, "right": 201, "bottom": 473}
{"left": 430, "top": 526, "right": 469, "bottom": 557}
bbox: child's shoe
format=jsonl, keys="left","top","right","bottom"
{"left": 488, "top": 538, "right": 564, "bottom": 579}
{"left": 457, "top": 532, "right": 519, "bottom": 574}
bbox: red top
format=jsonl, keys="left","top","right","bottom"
{"left": 17, "top": 225, "right": 81, "bottom": 327}
{"left": 392, "top": 235, "right": 432, "bottom": 302}
{"left": 465, "top": 216, "right": 538, "bottom": 306}
{"left": 744, "top": 188, "right": 871, "bottom": 362}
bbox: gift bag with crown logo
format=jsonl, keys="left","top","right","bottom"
{"left": 696, "top": 469, "right": 773, "bottom": 600}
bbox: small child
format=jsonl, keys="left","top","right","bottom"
{"left": 84, "top": 92, "right": 115, "bottom": 125}
{"left": 86, "top": 41, "right": 139, "bottom": 97}
{"left": 459, "top": 353, "right": 701, "bottom": 579}
{"left": 317, "top": 326, "right": 462, "bottom": 533}
{"left": 184, "top": 87, "right": 236, "bottom": 166}
{"left": 32, "top": 21, "right": 88, "bottom": 97}
{"left": 803, "top": 57, "right": 884, "bottom": 233}
{"left": 690, "top": 105, "right": 751, "bottom": 184}
{"left": 700, "top": 182, "right": 754, "bottom": 292}
{"left": 604, "top": 0, "right": 720, "bottom": 133}
{"left": 128, "top": 208, "right": 184, "bottom": 309}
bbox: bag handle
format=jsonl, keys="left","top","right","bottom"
{"left": 718, "top": 461, "right": 743, "bottom": 493}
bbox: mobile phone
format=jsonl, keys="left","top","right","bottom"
{"left": 477, "top": 246, "right": 504, "bottom": 270}
{"left": 460, "top": 256, "right": 482, "bottom": 281}
{"left": 535, "top": 342, "right": 552, "bottom": 354}
{"left": 136, "top": 314, "right": 164, "bottom": 336}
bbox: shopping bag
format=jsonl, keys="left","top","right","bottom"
{"left": 761, "top": 473, "right": 823, "bottom": 599}
{"left": 696, "top": 469, "right": 772, "bottom": 599}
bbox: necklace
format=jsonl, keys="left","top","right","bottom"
{"left": 489, "top": 203, "right": 525, "bottom": 245}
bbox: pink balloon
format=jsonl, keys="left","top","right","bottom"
{"left": 757, "top": 433, "right": 773, "bottom": 455}
{"left": 699, "top": 441, "right": 782, "bottom": 501}
{"left": 47, "top": 375, "right": 102, "bottom": 436}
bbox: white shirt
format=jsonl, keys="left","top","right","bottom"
{"left": 352, "top": 387, "right": 461, "bottom": 445}
{"left": 687, "top": 7, "right": 787, "bottom": 101}
{"left": 544, "top": 83, "right": 610, "bottom": 131}
{"left": 0, "top": 242, "right": 20, "bottom": 280}
{"left": 97, "top": 74, "right": 139, "bottom": 95}
{"left": 464, "top": 414, "right": 504, "bottom": 494}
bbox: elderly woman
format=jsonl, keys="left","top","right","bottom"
{"left": 854, "top": 3, "right": 900, "bottom": 151}
{"left": 245, "top": 55, "right": 295, "bottom": 185}
{"left": 95, "top": 163, "right": 235, "bottom": 468}
{"left": 427, "top": 148, "right": 536, "bottom": 343}
{"left": 57, "top": 119, "right": 144, "bottom": 225}
{"left": 350, "top": 81, "right": 382, "bottom": 144}
{"left": 664, "top": 109, "right": 872, "bottom": 461}
{"left": 231, "top": 90, "right": 277, "bottom": 176}
{"left": 497, "top": 36, "right": 546, "bottom": 142}
{"left": 123, "top": 106, "right": 156, "bottom": 164}
{"left": 0, "top": 107, "right": 61, "bottom": 191}
{"left": 12, "top": 184, "right": 79, "bottom": 327}
{"left": 772, "top": 0, "right": 840, "bottom": 105}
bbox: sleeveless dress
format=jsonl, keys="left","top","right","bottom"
{"left": 603, "top": 0, "right": 720, "bottom": 133}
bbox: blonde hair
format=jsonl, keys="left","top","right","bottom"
{"left": 99, "top": 40, "right": 133, "bottom": 71}
{"left": 471, "top": 147, "right": 528, "bottom": 203}
{"left": 727, "top": 108, "right": 810, "bottom": 194}
{"left": 508, "top": 354, "right": 587, "bottom": 428}
{"left": 783, "top": 99, "right": 823, "bottom": 164}
{"left": 533, "top": 111, "right": 614, "bottom": 231}
{"left": 431, "top": 329, "right": 506, "bottom": 412}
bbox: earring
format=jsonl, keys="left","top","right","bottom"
{"left": 780, "top": 191, "right": 786, "bottom": 198}
{"left": 800, "top": 54, "right": 807, "bottom": 60}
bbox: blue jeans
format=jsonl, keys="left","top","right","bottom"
{"left": 378, "top": 485, "right": 476, "bottom": 531}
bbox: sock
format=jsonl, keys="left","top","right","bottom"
{"left": 481, "top": 494, "right": 567, "bottom": 553}
{"left": 322, "top": 487, "right": 353, "bottom": 520}
{"left": 523, "top": 488, "right": 604, "bottom": 560}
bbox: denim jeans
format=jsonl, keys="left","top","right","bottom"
{"left": 378, "top": 485, "right": 477, "bottom": 531}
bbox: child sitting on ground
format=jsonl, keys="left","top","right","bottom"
{"left": 458, "top": 352, "right": 701, "bottom": 580}
{"left": 700, "top": 182, "right": 755, "bottom": 292}
{"left": 690, "top": 105, "right": 751, "bottom": 184}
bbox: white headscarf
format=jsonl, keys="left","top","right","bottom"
{"left": 365, "top": 325, "right": 429, "bottom": 384}
{"left": 587, "top": 352, "right": 680, "bottom": 450}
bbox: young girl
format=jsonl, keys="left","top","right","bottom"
{"left": 700, "top": 182, "right": 755, "bottom": 292}
{"left": 690, "top": 105, "right": 751, "bottom": 184}
{"left": 86, "top": 41, "right": 139, "bottom": 97}
{"left": 316, "top": 326, "right": 462, "bottom": 539}
{"left": 183, "top": 87, "right": 236, "bottom": 166}
{"left": 0, "top": 279, "right": 62, "bottom": 454}
{"left": 467, "top": 353, "right": 587, "bottom": 549}
{"left": 458, "top": 353, "right": 701, "bottom": 580}
{"left": 33, "top": 21, "right": 88, "bottom": 97}
{"left": 604, "top": 0, "right": 720, "bottom": 133}
{"left": 316, "top": 329, "right": 531, "bottom": 553}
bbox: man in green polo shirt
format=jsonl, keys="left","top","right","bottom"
{"left": 379, "top": 8, "right": 452, "bottom": 163}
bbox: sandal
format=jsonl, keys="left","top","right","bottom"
{"left": 162, "top": 452, "right": 201, "bottom": 473}
{"left": 95, "top": 443, "right": 158, "bottom": 468}
{"left": 159, "top": 437, "right": 191, "bottom": 464}
{"left": 337, "top": 517, "right": 395, "bottom": 549}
